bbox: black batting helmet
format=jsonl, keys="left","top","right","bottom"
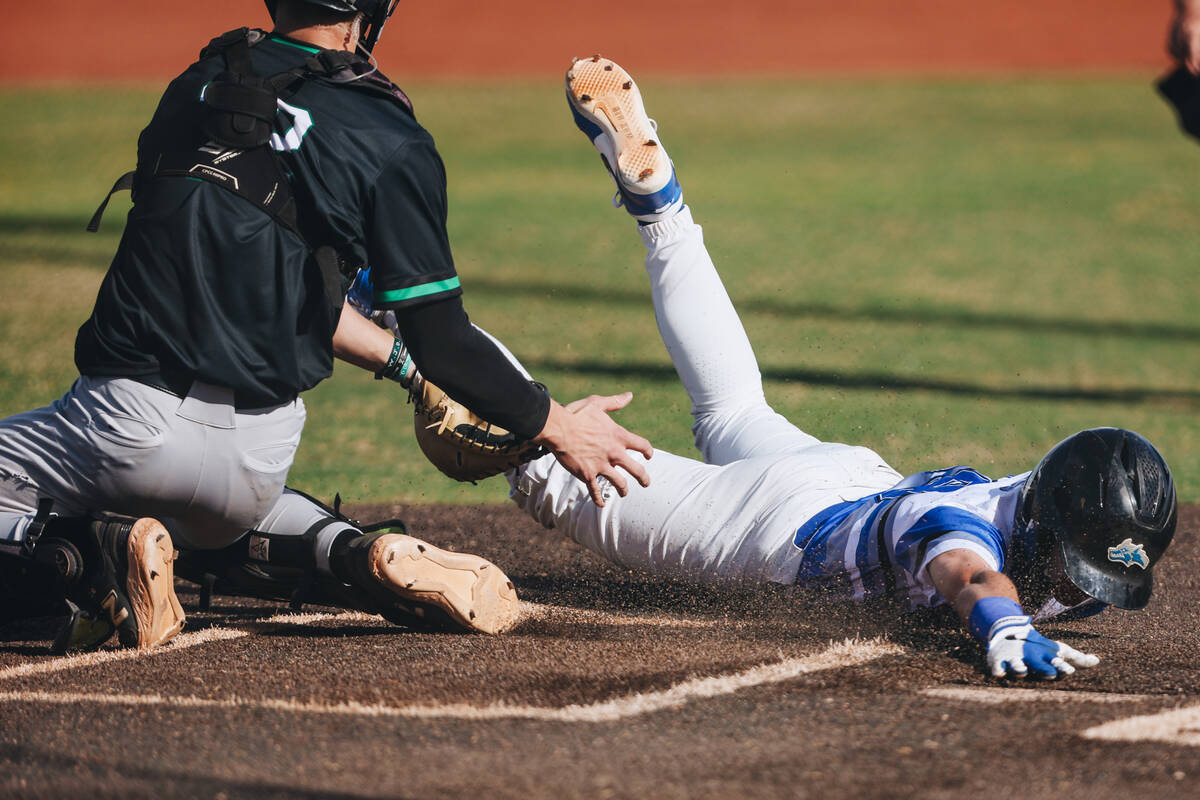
{"left": 264, "top": 0, "right": 399, "bottom": 53}
{"left": 1015, "top": 427, "right": 1177, "bottom": 611}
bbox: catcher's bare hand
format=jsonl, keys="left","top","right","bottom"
{"left": 537, "top": 392, "right": 653, "bottom": 506}
{"left": 1170, "top": 0, "right": 1200, "bottom": 74}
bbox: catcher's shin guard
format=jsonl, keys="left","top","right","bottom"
{"left": 174, "top": 491, "right": 521, "bottom": 634}
{"left": 332, "top": 532, "right": 521, "bottom": 635}
{"left": 177, "top": 530, "right": 521, "bottom": 634}
{"left": 33, "top": 514, "right": 185, "bottom": 653}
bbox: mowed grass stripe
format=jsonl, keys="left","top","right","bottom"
{"left": 3, "top": 79, "right": 1198, "bottom": 502}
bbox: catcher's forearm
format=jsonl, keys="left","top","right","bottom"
{"left": 332, "top": 300, "right": 398, "bottom": 370}
{"left": 391, "top": 297, "right": 550, "bottom": 440}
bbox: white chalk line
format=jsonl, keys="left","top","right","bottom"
{"left": 924, "top": 685, "right": 1200, "bottom": 749}
{"left": 922, "top": 686, "right": 1151, "bottom": 705}
{"left": 0, "top": 610, "right": 364, "bottom": 683}
{"left": 0, "top": 637, "right": 903, "bottom": 723}
{"left": 0, "top": 601, "right": 715, "bottom": 685}
{"left": 1082, "top": 705, "right": 1200, "bottom": 746}
{"left": 517, "top": 602, "right": 720, "bottom": 629}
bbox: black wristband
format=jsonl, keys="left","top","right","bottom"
{"left": 374, "top": 338, "right": 410, "bottom": 383}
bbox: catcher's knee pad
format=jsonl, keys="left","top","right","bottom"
{"left": 0, "top": 547, "right": 68, "bottom": 622}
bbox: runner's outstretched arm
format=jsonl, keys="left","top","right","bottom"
{"left": 928, "top": 549, "right": 1099, "bottom": 680}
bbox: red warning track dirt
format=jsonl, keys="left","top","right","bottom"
{"left": 3, "top": 0, "right": 1171, "bottom": 82}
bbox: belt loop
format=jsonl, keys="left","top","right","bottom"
{"left": 175, "top": 381, "right": 237, "bottom": 429}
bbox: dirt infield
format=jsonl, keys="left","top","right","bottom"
{"left": 2, "top": 0, "right": 1171, "bottom": 82}
{"left": 1, "top": 502, "right": 1198, "bottom": 799}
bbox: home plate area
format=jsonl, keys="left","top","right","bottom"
{"left": 1, "top": 503, "right": 1198, "bottom": 799}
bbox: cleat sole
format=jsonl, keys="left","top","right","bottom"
{"left": 566, "top": 56, "right": 671, "bottom": 193}
{"left": 124, "top": 518, "right": 185, "bottom": 648}
{"left": 368, "top": 534, "right": 520, "bottom": 635}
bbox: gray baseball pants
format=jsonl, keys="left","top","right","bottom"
{"left": 0, "top": 376, "right": 352, "bottom": 556}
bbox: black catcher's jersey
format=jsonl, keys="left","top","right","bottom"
{"left": 75, "top": 34, "right": 460, "bottom": 407}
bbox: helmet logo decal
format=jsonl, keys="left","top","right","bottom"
{"left": 1107, "top": 538, "right": 1150, "bottom": 569}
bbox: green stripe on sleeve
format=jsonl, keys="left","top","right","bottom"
{"left": 374, "top": 277, "right": 462, "bottom": 304}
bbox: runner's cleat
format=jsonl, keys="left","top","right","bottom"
{"left": 340, "top": 532, "right": 520, "bottom": 634}
{"left": 566, "top": 55, "right": 683, "bottom": 222}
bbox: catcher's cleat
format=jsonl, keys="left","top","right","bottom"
{"left": 338, "top": 532, "right": 521, "bottom": 634}
{"left": 46, "top": 515, "right": 185, "bottom": 653}
{"left": 53, "top": 603, "right": 119, "bottom": 653}
{"left": 566, "top": 54, "right": 683, "bottom": 222}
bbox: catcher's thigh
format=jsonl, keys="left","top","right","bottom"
{"left": 0, "top": 377, "right": 305, "bottom": 551}
{"left": 509, "top": 444, "right": 899, "bottom": 583}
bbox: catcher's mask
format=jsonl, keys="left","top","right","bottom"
{"left": 1015, "top": 427, "right": 1177, "bottom": 611}
{"left": 264, "top": 0, "right": 399, "bottom": 53}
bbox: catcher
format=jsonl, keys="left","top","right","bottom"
{"left": 0, "top": 3, "right": 652, "bottom": 652}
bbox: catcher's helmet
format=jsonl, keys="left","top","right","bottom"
{"left": 264, "top": 0, "right": 399, "bottom": 53}
{"left": 1015, "top": 427, "right": 1177, "bottom": 611}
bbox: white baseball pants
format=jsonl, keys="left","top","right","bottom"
{"left": 510, "top": 208, "right": 902, "bottom": 583}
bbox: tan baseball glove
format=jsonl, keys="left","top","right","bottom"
{"left": 412, "top": 379, "right": 546, "bottom": 482}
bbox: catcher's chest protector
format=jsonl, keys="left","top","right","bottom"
{"left": 86, "top": 28, "right": 381, "bottom": 316}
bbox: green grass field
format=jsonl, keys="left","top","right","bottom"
{"left": 2, "top": 76, "right": 1198, "bottom": 504}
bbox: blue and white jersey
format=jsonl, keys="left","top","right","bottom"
{"left": 793, "top": 467, "right": 1029, "bottom": 608}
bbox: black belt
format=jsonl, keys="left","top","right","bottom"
{"left": 134, "top": 372, "right": 295, "bottom": 411}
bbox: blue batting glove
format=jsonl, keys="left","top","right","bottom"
{"left": 984, "top": 616, "right": 1099, "bottom": 679}
{"left": 969, "top": 597, "right": 1100, "bottom": 680}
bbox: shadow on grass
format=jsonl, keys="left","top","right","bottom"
{"left": 524, "top": 356, "right": 1200, "bottom": 407}
{"left": 0, "top": 215, "right": 98, "bottom": 235}
{"left": 471, "top": 276, "right": 1200, "bottom": 344}
{"left": 0, "top": 214, "right": 120, "bottom": 267}
{"left": 6, "top": 214, "right": 1196, "bottom": 347}
{"left": 7, "top": 214, "right": 1196, "bottom": 407}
